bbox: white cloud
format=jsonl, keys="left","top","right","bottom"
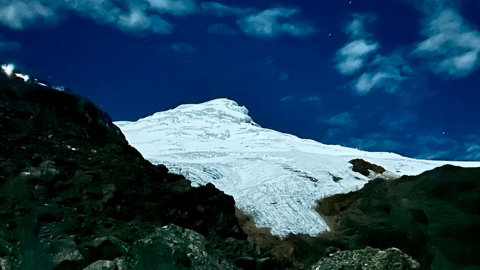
{"left": 353, "top": 53, "right": 411, "bottom": 94}
{"left": 108, "top": 6, "right": 173, "bottom": 34}
{"left": 300, "top": 96, "right": 321, "bottom": 103}
{"left": 146, "top": 0, "right": 197, "bottom": 16}
{"left": 335, "top": 14, "right": 411, "bottom": 95}
{"left": 325, "top": 128, "right": 340, "bottom": 139}
{"left": 204, "top": 4, "right": 316, "bottom": 37}
{"left": 345, "top": 13, "right": 372, "bottom": 39}
{"left": 0, "top": 41, "right": 20, "bottom": 50}
{"left": 236, "top": 7, "right": 315, "bottom": 38}
{"left": 201, "top": 2, "right": 253, "bottom": 16}
{"left": 280, "top": 95, "right": 321, "bottom": 103}
{"left": 411, "top": 133, "right": 458, "bottom": 160}
{"left": 324, "top": 127, "right": 480, "bottom": 161}
{"left": 0, "top": 0, "right": 315, "bottom": 39}
{"left": 415, "top": 8, "right": 480, "bottom": 77}
{"left": 280, "top": 95, "right": 295, "bottom": 102}
{"left": 207, "top": 23, "right": 239, "bottom": 35}
{"left": 0, "top": 34, "right": 20, "bottom": 50}
{"left": 63, "top": 0, "right": 122, "bottom": 24}
{"left": 172, "top": 42, "right": 195, "bottom": 54}
{"left": 279, "top": 73, "right": 289, "bottom": 80}
{"left": 463, "top": 144, "right": 480, "bottom": 160}
{"left": 415, "top": 150, "right": 451, "bottom": 160}
{"left": 346, "top": 137, "right": 379, "bottom": 150}
{"left": 380, "top": 110, "right": 417, "bottom": 130}
{"left": 0, "top": 0, "right": 176, "bottom": 34}
{"left": 338, "top": 132, "right": 456, "bottom": 159}
{"left": 0, "top": 0, "right": 57, "bottom": 29}
{"left": 66, "top": 0, "right": 175, "bottom": 34}
{"left": 117, "top": 9, "right": 152, "bottom": 30}
{"left": 345, "top": 135, "right": 404, "bottom": 152}
{"left": 335, "top": 14, "right": 378, "bottom": 75}
{"left": 335, "top": 39, "right": 379, "bottom": 75}
{"left": 459, "top": 135, "right": 480, "bottom": 160}
{"left": 415, "top": 134, "right": 451, "bottom": 145}
{"left": 326, "top": 112, "right": 355, "bottom": 127}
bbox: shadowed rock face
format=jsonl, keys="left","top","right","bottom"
{"left": 0, "top": 74, "right": 263, "bottom": 269}
{"left": 349, "top": 158, "right": 386, "bottom": 176}
{"left": 317, "top": 165, "right": 480, "bottom": 269}
{"left": 310, "top": 246, "right": 421, "bottom": 270}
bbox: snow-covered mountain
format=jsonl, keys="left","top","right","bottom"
{"left": 115, "top": 98, "right": 480, "bottom": 236}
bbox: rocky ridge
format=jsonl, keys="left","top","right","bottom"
{"left": 0, "top": 68, "right": 277, "bottom": 269}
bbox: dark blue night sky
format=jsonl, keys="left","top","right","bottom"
{"left": 1, "top": 0, "right": 480, "bottom": 160}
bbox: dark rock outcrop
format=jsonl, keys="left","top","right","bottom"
{"left": 317, "top": 165, "right": 480, "bottom": 269}
{"left": 0, "top": 72, "right": 266, "bottom": 269}
{"left": 310, "top": 246, "right": 421, "bottom": 270}
{"left": 349, "top": 158, "right": 386, "bottom": 177}
{"left": 125, "top": 224, "right": 237, "bottom": 270}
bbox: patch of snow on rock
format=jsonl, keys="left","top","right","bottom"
{"left": 14, "top": 72, "right": 29, "bottom": 82}
{"left": 1, "top": 63, "right": 14, "bottom": 77}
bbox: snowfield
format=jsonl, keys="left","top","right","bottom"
{"left": 115, "top": 98, "right": 480, "bottom": 236}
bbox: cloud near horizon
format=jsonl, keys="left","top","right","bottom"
{"left": 0, "top": 34, "right": 20, "bottom": 51}
{"left": 326, "top": 111, "right": 356, "bottom": 127}
{"left": 325, "top": 131, "right": 472, "bottom": 161}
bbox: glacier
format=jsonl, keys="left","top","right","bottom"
{"left": 115, "top": 98, "right": 480, "bottom": 236}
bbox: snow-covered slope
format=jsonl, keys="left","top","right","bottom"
{"left": 115, "top": 99, "right": 480, "bottom": 236}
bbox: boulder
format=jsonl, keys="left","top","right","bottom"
{"left": 86, "top": 236, "right": 128, "bottom": 261}
{"left": 82, "top": 260, "right": 116, "bottom": 270}
{"left": 310, "top": 246, "right": 421, "bottom": 270}
{"left": 125, "top": 224, "right": 236, "bottom": 270}
{"left": 0, "top": 238, "right": 13, "bottom": 257}
{"left": 0, "top": 257, "right": 11, "bottom": 270}
{"left": 51, "top": 237, "right": 85, "bottom": 269}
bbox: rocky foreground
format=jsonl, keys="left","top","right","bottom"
{"left": 0, "top": 71, "right": 262, "bottom": 269}
{"left": 0, "top": 69, "right": 478, "bottom": 269}
{"left": 317, "top": 164, "right": 480, "bottom": 269}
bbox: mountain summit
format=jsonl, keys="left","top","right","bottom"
{"left": 115, "top": 98, "right": 480, "bottom": 236}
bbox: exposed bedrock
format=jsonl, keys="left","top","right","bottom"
{"left": 0, "top": 73, "right": 269, "bottom": 269}
{"left": 317, "top": 165, "right": 480, "bottom": 269}
{"left": 349, "top": 158, "right": 386, "bottom": 177}
{"left": 310, "top": 246, "right": 421, "bottom": 270}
